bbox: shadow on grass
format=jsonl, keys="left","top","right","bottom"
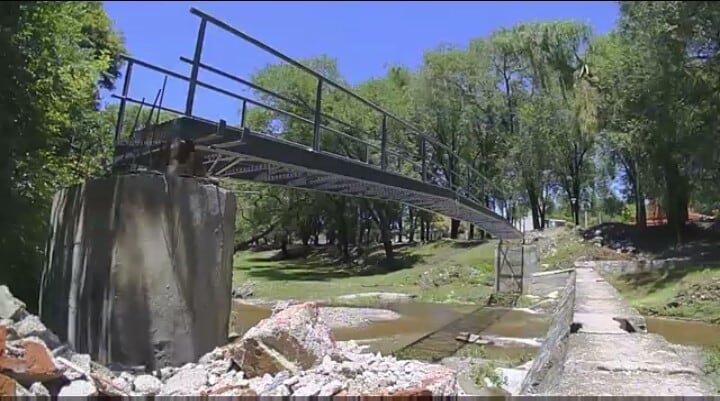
{"left": 240, "top": 249, "right": 425, "bottom": 282}
{"left": 450, "top": 239, "right": 488, "bottom": 249}
{"left": 584, "top": 222, "right": 720, "bottom": 262}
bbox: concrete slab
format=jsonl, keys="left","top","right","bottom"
{"left": 547, "top": 264, "right": 712, "bottom": 395}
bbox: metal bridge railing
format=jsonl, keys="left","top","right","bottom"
{"left": 112, "top": 7, "right": 509, "bottom": 214}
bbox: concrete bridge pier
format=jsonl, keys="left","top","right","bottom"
{"left": 39, "top": 173, "right": 236, "bottom": 369}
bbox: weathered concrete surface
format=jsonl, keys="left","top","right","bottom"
{"left": 548, "top": 265, "right": 712, "bottom": 395}
{"left": 519, "top": 271, "right": 575, "bottom": 394}
{"left": 40, "top": 173, "right": 236, "bottom": 369}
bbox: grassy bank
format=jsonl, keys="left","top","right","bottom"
{"left": 604, "top": 266, "right": 720, "bottom": 323}
{"left": 233, "top": 239, "right": 498, "bottom": 304}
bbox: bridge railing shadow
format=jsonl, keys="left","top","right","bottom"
{"left": 110, "top": 7, "right": 511, "bottom": 219}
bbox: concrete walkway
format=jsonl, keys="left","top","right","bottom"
{"left": 549, "top": 265, "right": 712, "bottom": 395}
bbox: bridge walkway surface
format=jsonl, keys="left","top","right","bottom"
{"left": 549, "top": 265, "right": 711, "bottom": 395}
{"left": 109, "top": 7, "right": 521, "bottom": 240}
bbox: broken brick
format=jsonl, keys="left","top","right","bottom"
{"left": 0, "top": 325, "right": 5, "bottom": 356}
{"left": 0, "top": 373, "right": 16, "bottom": 396}
{"left": 0, "top": 337, "right": 62, "bottom": 383}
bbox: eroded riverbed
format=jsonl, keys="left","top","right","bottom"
{"left": 231, "top": 301, "right": 549, "bottom": 359}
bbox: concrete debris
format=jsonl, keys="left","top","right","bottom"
{"left": 0, "top": 286, "right": 26, "bottom": 321}
{"left": 133, "top": 374, "right": 162, "bottom": 394}
{"left": 12, "top": 315, "right": 62, "bottom": 350}
{"left": 228, "top": 302, "right": 335, "bottom": 378}
{"left": 29, "top": 381, "right": 50, "bottom": 396}
{"left": 160, "top": 367, "right": 207, "bottom": 395}
{"left": 58, "top": 379, "right": 97, "bottom": 396}
{"left": 232, "top": 282, "right": 255, "bottom": 299}
{"left": 0, "top": 285, "right": 461, "bottom": 396}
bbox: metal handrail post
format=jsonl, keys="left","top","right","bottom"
{"left": 185, "top": 18, "right": 207, "bottom": 116}
{"left": 380, "top": 114, "right": 388, "bottom": 170}
{"left": 312, "top": 78, "right": 323, "bottom": 151}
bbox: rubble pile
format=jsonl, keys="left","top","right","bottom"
{"left": 0, "top": 286, "right": 459, "bottom": 396}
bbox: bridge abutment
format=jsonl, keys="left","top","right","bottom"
{"left": 39, "top": 173, "right": 236, "bottom": 369}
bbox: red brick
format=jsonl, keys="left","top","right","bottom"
{"left": 0, "top": 338, "right": 61, "bottom": 382}
{"left": 0, "top": 325, "right": 5, "bottom": 356}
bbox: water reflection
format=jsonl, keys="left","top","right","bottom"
{"left": 645, "top": 316, "right": 720, "bottom": 346}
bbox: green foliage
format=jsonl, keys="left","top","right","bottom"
{"left": 0, "top": 2, "right": 124, "bottom": 309}
{"left": 471, "top": 360, "right": 506, "bottom": 388}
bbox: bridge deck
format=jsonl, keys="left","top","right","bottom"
{"left": 114, "top": 116, "right": 521, "bottom": 239}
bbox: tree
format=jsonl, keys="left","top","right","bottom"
{"left": 0, "top": 2, "right": 125, "bottom": 308}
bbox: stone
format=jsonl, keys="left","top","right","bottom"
{"left": 160, "top": 367, "right": 207, "bottom": 395}
{"left": 497, "top": 367, "right": 527, "bottom": 395}
{"left": 232, "top": 282, "right": 254, "bottom": 299}
{"left": 0, "top": 286, "right": 26, "bottom": 321}
{"left": 0, "top": 321, "right": 17, "bottom": 342}
{"left": 319, "top": 379, "right": 344, "bottom": 396}
{"left": 12, "top": 315, "right": 62, "bottom": 349}
{"left": 264, "top": 383, "right": 291, "bottom": 396}
{"left": 111, "top": 376, "right": 132, "bottom": 394}
{"left": 0, "top": 373, "right": 16, "bottom": 396}
{"left": 228, "top": 302, "right": 335, "bottom": 378}
{"left": 133, "top": 374, "right": 162, "bottom": 395}
{"left": 58, "top": 380, "right": 97, "bottom": 396}
{"left": 293, "top": 381, "right": 323, "bottom": 396}
{"left": 159, "top": 366, "right": 176, "bottom": 381}
{"left": 29, "top": 382, "right": 50, "bottom": 396}
{"left": 0, "top": 337, "right": 62, "bottom": 383}
{"left": 62, "top": 353, "right": 91, "bottom": 381}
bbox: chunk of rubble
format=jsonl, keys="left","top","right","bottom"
{"left": 0, "top": 286, "right": 26, "bottom": 321}
{"left": 227, "top": 302, "right": 335, "bottom": 378}
{"left": 12, "top": 315, "right": 62, "bottom": 350}
{"left": 160, "top": 367, "right": 207, "bottom": 395}
{"left": 0, "top": 336, "right": 63, "bottom": 383}
{"left": 0, "top": 373, "right": 17, "bottom": 396}
{"left": 133, "top": 374, "right": 162, "bottom": 394}
{"left": 29, "top": 382, "right": 50, "bottom": 396}
{"left": 58, "top": 379, "right": 97, "bottom": 396}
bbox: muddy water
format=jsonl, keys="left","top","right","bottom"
{"left": 645, "top": 316, "right": 720, "bottom": 346}
{"left": 230, "top": 301, "right": 549, "bottom": 359}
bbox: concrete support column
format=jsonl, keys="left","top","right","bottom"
{"left": 39, "top": 173, "right": 236, "bottom": 369}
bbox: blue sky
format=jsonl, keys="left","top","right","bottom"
{"left": 103, "top": 1, "right": 619, "bottom": 124}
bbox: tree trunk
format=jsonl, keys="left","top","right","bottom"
{"left": 397, "top": 210, "right": 403, "bottom": 243}
{"left": 425, "top": 220, "right": 431, "bottom": 241}
{"left": 408, "top": 208, "right": 416, "bottom": 243}
{"left": 468, "top": 224, "right": 474, "bottom": 240}
{"left": 420, "top": 216, "right": 426, "bottom": 242}
{"left": 280, "top": 235, "right": 289, "bottom": 258}
{"left": 450, "top": 219, "right": 460, "bottom": 239}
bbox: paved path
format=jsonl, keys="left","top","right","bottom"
{"left": 549, "top": 265, "right": 712, "bottom": 395}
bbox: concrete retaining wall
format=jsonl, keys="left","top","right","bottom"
{"left": 519, "top": 270, "right": 576, "bottom": 394}
{"left": 39, "top": 173, "right": 236, "bottom": 369}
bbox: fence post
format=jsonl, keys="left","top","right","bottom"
{"left": 312, "top": 78, "right": 323, "bottom": 151}
{"left": 380, "top": 114, "right": 388, "bottom": 170}
{"left": 185, "top": 18, "right": 207, "bottom": 116}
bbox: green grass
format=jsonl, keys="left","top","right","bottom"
{"left": 704, "top": 346, "right": 720, "bottom": 392}
{"left": 233, "top": 239, "right": 498, "bottom": 304}
{"left": 604, "top": 266, "right": 720, "bottom": 323}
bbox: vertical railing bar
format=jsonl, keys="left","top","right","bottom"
{"left": 114, "top": 61, "right": 134, "bottom": 145}
{"left": 312, "top": 78, "right": 323, "bottom": 151}
{"left": 240, "top": 100, "right": 247, "bottom": 127}
{"left": 185, "top": 18, "right": 208, "bottom": 116}
{"left": 380, "top": 114, "right": 388, "bottom": 170}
